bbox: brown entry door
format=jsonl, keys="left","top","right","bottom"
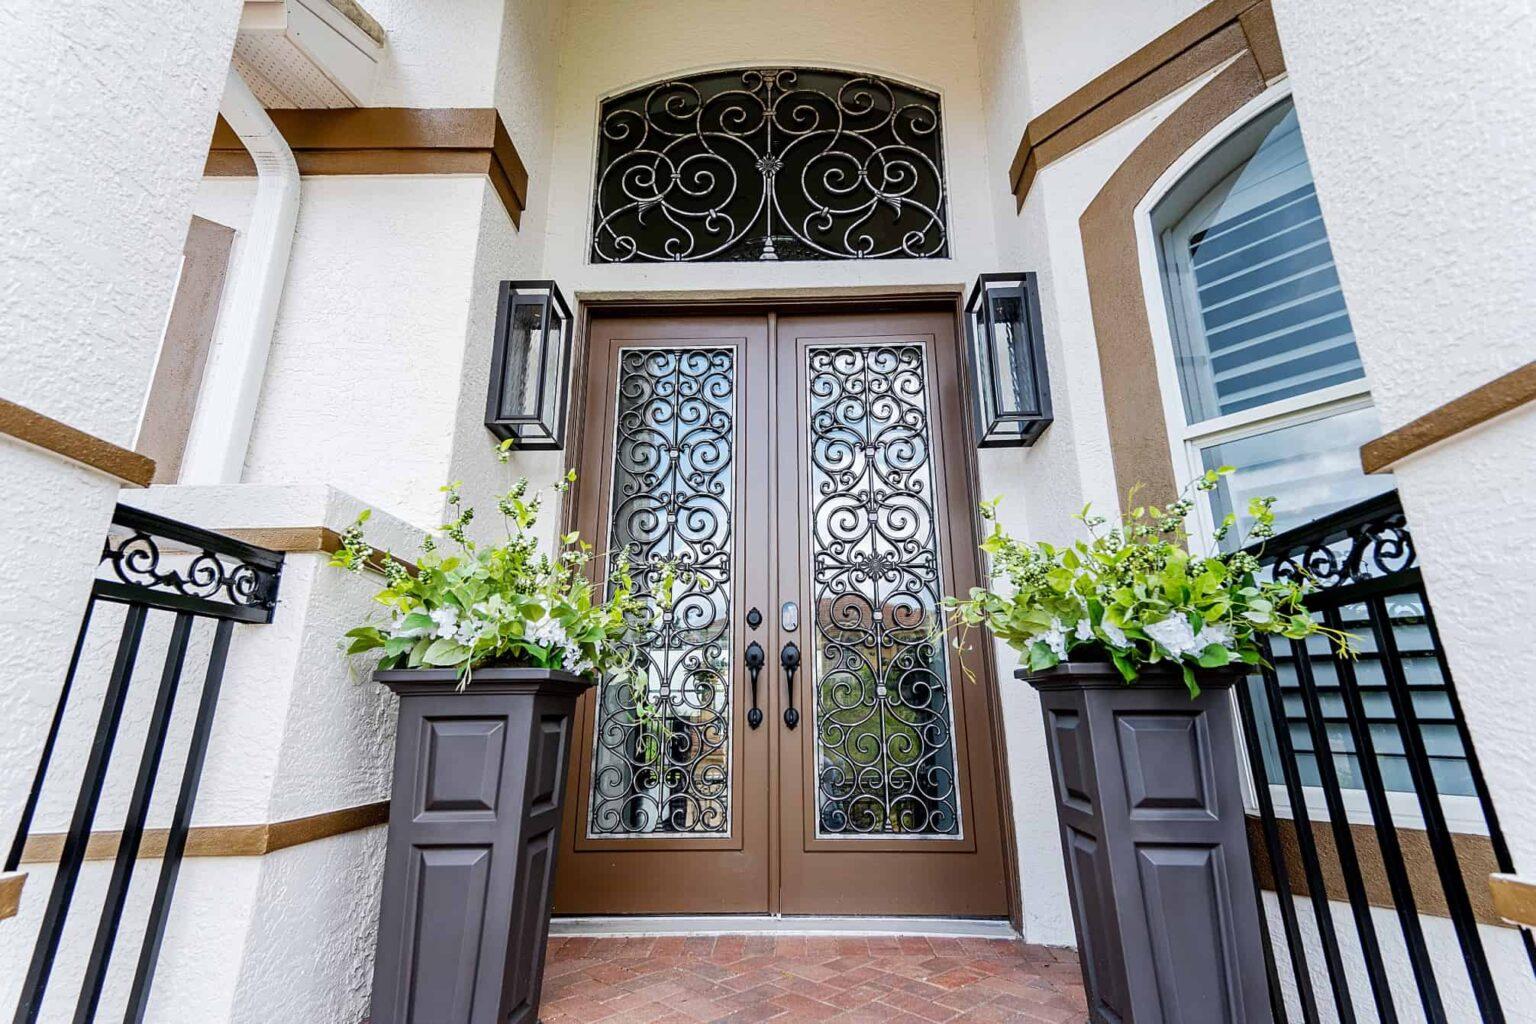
{"left": 555, "top": 309, "right": 1010, "bottom": 919}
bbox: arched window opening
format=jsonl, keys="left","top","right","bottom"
{"left": 590, "top": 68, "right": 949, "bottom": 263}
{"left": 1152, "top": 97, "right": 1394, "bottom": 543}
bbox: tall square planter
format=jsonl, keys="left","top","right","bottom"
{"left": 1023, "top": 662, "right": 1272, "bottom": 1024}
{"left": 369, "top": 668, "right": 592, "bottom": 1024}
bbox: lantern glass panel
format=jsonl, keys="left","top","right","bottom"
{"left": 536, "top": 313, "right": 566, "bottom": 428}
{"left": 985, "top": 282, "right": 1039, "bottom": 418}
{"left": 498, "top": 296, "right": 547, "bottom": 421}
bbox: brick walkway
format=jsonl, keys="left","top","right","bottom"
{"left": 540, "top": 934, "right": 1088, "bottom": 1023}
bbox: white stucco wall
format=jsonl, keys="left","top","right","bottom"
{"left": 0, "top": 0, "right": 243, "bottom": 919}
{"left": 1269, "top": 0, "right": 1536, "bottom": 873}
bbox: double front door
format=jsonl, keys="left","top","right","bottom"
{"left": 554, "top": 308, "right": 1010, "bottom": 918}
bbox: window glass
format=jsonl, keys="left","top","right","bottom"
{"left": 1200, "top": 406, "right": 1395, "bottom": 547}
{"left": 1161, "top": 99, "right": 1365, "bottom": 424}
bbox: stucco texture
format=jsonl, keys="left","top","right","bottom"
{"left": 0, "top": 1, "right": 243, "bottom": 945}
{"left": 1271, "top": 0, "right": 1536, "bottom": 874}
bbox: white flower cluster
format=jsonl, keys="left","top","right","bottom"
{"left": 1144, "top": 616, "right": 1233, "bottom": 660}
{"left": 1031, "top": 606, "right": 1133, "bottom": 658}
{"left": 525, "top": 613, "right": 595, "bottom": 676}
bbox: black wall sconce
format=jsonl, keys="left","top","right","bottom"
{"left": 484, "top": 280, "right": 572, "bottom": 450}
{"left": 965, "top": 272, "right": 1053, "bottom": 447}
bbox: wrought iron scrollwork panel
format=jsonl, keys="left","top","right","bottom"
{"left": 805, "top": 344, "right": 962, "bottom": 838}
{"left": 589, "top": 348, "right": 735, "bottom": 837}
{"left": 98, "top": 505, "right": 283, "bottom": 622}
{"left": 592, "top": 68, "right": 949, "bottom": 263}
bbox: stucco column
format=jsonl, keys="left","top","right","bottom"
{"left": 0, "top": 1, "right": 244, "bottom": 907}
{"left": 1269, "top": 0, "right": 1536, "bottom": 867}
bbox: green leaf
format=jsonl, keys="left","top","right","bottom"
{"left": 422, "top": 638, "right": 471, "bottom": 667}
{"left": 1027, "top": 641, "right": 1059, "bottom": 673}
{"left": 1196, "top": 644, "right": 1231, "bottom": 668}
{"left": 401, "top": 612, "right": 435, "bottom": 634}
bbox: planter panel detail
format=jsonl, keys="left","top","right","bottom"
{"left": 1026, "top": 663, "right": 1271, "bottom": 1024}
{"left": 371, "top": 668, "right": 590, "bottom": 1024}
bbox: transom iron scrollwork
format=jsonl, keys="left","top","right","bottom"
{"left": 590, "top": 348, "right": 735, "bottom": 837}
{"left": 806, "top": 344, "right": 961, "bottom": 838}
{"left": 592, "top": 68, "right": 949, "bottom": 263}
{"left": 1257, "top": 492, "right": 1415, "bottom": 591}
{"left": 100, "top": 506, "right": 282, "bottom": 620}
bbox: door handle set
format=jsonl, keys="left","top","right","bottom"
{"left": 741, "top": 640, "right": 801, "bottom": 730}
{"left": 780, "top": 642, "right": 800, "bottom": 729}
{"left": 744, "top": 641, "right": 765, "bottom": 729}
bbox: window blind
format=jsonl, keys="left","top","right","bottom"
{"left": 1180, "top": 112, "right": 1365, "bottom": 418}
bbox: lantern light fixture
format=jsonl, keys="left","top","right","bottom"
{"left": 964, "top": 272, "right": 1053, "bottom": 447}
{"left": 484, "top": 280, "right": 573, "bottom": 451}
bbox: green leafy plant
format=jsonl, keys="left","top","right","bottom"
{"left": 331, "top": 469, "right": 643, "bottom": 689}
{"left": 947, "top": 468, "right": 1352, "bottom": 695}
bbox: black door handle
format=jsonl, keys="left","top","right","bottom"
{"left": 780, "top": 642, "right": 801, "bottom": 729}
{"left": 744, "top": 641, "right": 765, "bottom": 729}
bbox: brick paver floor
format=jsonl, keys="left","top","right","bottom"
{"left": 539, "top": 934, "right": 1088, "bottom": 1023}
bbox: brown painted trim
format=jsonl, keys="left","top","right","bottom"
{"left": 1489, "top": 873, "right": 1536, "bottom": 928}
{"left": 19, "top": 801, "right": 388, "bottom": 865}
{"left": 0, "top": 872, "right": 24, "bottom": 921}
{"left": 219, "top": 525, "right": 416, "bottom": 576}
{"left": 1247, "top": 815, "right": 1508, "bottom": 928}
{"left": 140, "top": 216, "right": 236, "bottom": 484}
{"left": 0, "top": 398, "right": 155, "bottom": 488}
{"left": 576, "top": 284, "right": 965, "bottom": 308}
{"left": 1080, "top": 55, "right": 1269, "bottom": 508}
{"left": 207, "top": 108, "right": 529, "bottom": 228}
{"left": 1361, "top": 360, "right": 1536, "bottom": 473}
{"left": 1238, "top": 0, "right": 1287, "bottom": 81}
{"left": 1010, "top": 0, "right": 1283, "bottom": 207}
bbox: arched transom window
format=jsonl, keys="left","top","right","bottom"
{"left": 590, "top": 68, "right": 949, "bottom": 263}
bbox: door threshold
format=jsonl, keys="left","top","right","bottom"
{"left": 549, "top": 916, "right": 1018, "bottom": 939}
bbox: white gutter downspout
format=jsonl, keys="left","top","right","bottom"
{"left": 180, "top": 66, "right": 300, "bottom": 484}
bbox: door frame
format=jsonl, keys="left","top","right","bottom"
{"left": 558, "top": 286, "right": 1022, "bottom": 929}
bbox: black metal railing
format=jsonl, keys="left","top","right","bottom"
{"left": 5, "top": 505, "right": 283, "bottom": 1024}
{"left": 1237, "top": 490, "right": 1534, "bottom": 1023}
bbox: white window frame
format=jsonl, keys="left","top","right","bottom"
{"left": 1131, "top": 79, "right": 1487, "bottom": 836}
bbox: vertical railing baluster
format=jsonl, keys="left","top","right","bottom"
{"left": 1415, "top": 585, "right": 1536, "bottom": 978}
{"left": 1233, "top": 676, "right": 1316, "bottom": 1024}
{"left": 5, "top": 602, "right": 94, "bottom": 873}
{"left": 1320, "top": 604, "right": 1447, "bottom": 1022}
{"left": 12, "top": 605, "right": 148, "bottom": 1024}
{"left": 1288, "top": 634, "right": 1400, "bottom": 1023}
{"left": 123, "top": 619, "right": 234, "bottom": 1024}
{"left": 73, "top": 612, "right": 195, "bottom": 1023}
{"left": 1255, "top": 652, "right": 1358, "bottom": 1024}
{"left": 1369, "top": 593, "right": 1505, "bottom": 1022}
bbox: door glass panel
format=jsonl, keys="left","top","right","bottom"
{"left": 589, "top": 348, "right": 735, "bottom": 837}
{"left": 805, "top": 344, "right": 962, "bottom": 838}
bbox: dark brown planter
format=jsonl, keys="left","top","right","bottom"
{"left": 369, "top": 667, "right": 592, "bottom": 1024}
{"left": 1022, "top": 661, "right": 1272, "bottom": 1024}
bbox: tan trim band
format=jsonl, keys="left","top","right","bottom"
{"left": 1247, "top": 815, "right": 1507, "bottom": 928}
{"left": 19, "top": 801, "right": 388, "bottom": 864}
{"left": 0, "top": 872, "right": 25, "bottom": 921}
{"left": 1080, "top": 55, "right": 1270, "bottom": 507}
{"left": 219, "top": 526, "right": 416, "bottom": 576}
{"left": 207, "top": 108, "right": 530, "bottom": 228}
{"left": 1362, "top": 360, "right": 1536, "bottom": 473}
{"left": 1010, "top": 0, "right": 1282, "bottom": 206}
{"left": 1489, "top": 873, "right": 1536, "bottom": 928}
{"left": 0, "top": 398, "right": 155, "bottom": 488}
